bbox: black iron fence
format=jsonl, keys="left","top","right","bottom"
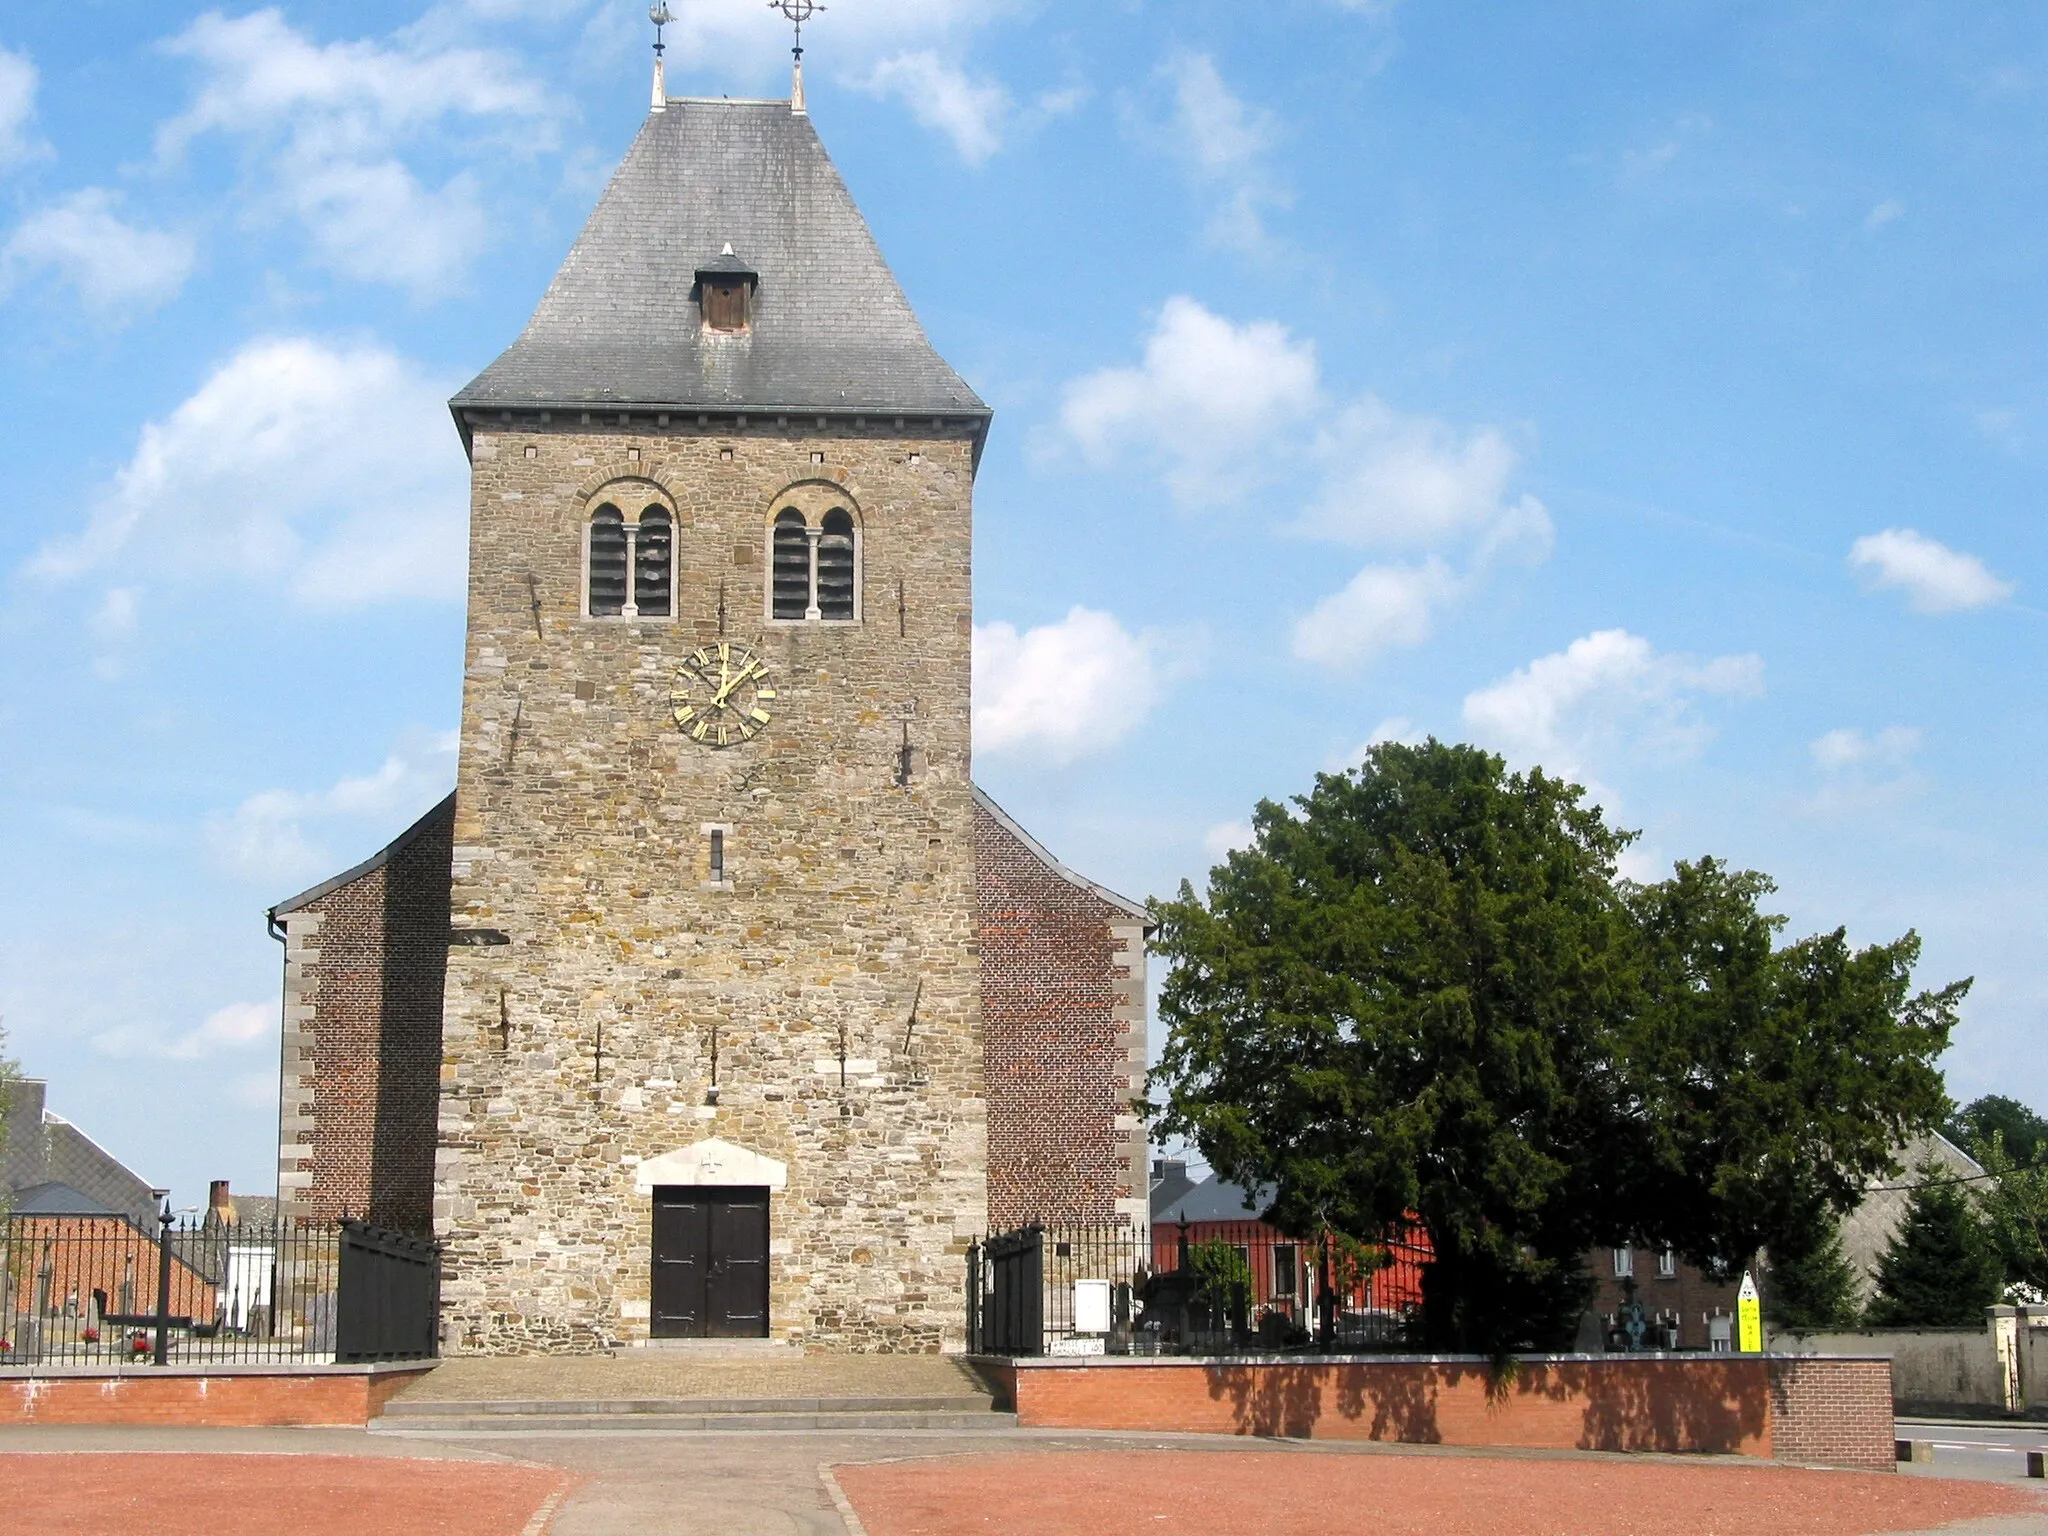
{"left": 968, "top": 1219, "right": 1432, "bottom": 1357}
{"left": 0, "top": 1213, "right": 440, "bottom": 1367}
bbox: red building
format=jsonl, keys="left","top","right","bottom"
{"left": 1148, "top": 1163, "right": 1430, "bottom": 1342}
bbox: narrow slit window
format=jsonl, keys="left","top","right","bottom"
{"left": 635, "top": 507, "right": 673, "bottom": 618}
{"left": 709, "top": 829, "right": 725, "bottom": 883}
{"left": 771, "top": 510, "right": 810, "bottom": 620}
{"left": 586, "top": 505, "right": 627, "bottom": 617}
{"left": 816, "top": 508, "right": 856, "bottom": 621}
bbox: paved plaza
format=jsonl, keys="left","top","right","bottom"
{"left": 2, "top": 1422, "right": 2044, "bottom": 1536}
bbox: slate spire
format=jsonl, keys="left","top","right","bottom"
{"left": 452, "top": 100, "right": 987, "bottom": 435}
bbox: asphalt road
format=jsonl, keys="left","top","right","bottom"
{"left": 1898, "top": 1418, "right": 2048, "bottom": 1486}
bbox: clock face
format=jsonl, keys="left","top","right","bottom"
{"left": 670, "top": 641, "right": 776, "bottom": 748}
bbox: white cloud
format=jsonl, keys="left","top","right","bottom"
{"left": 90, "top": 588, "right": 140, "bottom": 643}
{"left": 1291, "top": 559, "right": 1460, "bottom": 669}
{"left": 1812, "top": 725, "right": 1922, "bottom": 773}
{"left": 1462, "top": 629, "right": 1764, "bottom": 780}
{"left": 1059, "top": 297, "right": 1320, "bottom": 506}
{"left": 2, "top": 190, "right": 197, "bottom": 315}
{"left": 1865, "top": 199, "right": 1906, "bottom": 231}
{"left": 858, "top": 52, "right": 1010, "bottom": 164}
{"left": 1298, "top": 397, "right": 1550, "bottom": 552}
{"left": 158, "top": 9, "right": 555, "bottom": 299}
{"left": 0, "top": 46, "right": 38, "bottom": 167}
{"left": 1153, "top": 51, "right": 1289, "bottom": 255}
{"left": 1203, "top": 821, "right": 1255, "bottom": 859}
{"left": 204, "top": 729, "right": 459, "bottom": 888}
{"left": 974, "top": 607, "right": 1168, "bottom": 765}
{"left": 31, "top": 336, "right": 469, "bottom": 610}
{"left": 95, "top": 1001, "right": 275, "bottom": 1062}
{"left": 1849, "top": 528, "right": 2015, "bottom": 614}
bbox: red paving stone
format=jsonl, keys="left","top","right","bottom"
{"left": 834, "top": 1450, "right": 2045, "bottom": 1536}
{"left": 1, "top": 1453, "right": 567, "bottom": 1536}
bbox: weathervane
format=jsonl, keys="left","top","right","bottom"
{"left": 648, "top": 3, "right": 674, "bottom": 113}
{"left": 769, "top": 0, "right": 824, "bottom": 66}
{"left": 769, "top": 0, "right": 823, "bottom": 114}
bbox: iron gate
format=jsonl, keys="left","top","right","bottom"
{"left": 335, "top": 1221, "right": 440, "bottom": 1363}
{"left": 974, "top": 1224, "right": 1044, "bottom": 1356}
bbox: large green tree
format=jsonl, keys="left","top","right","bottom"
{"left": 1948, "top": 1096, "right": 2048, "bottom": 1167}
{"left": 1148, "top": 741, "right": 1964, "bottom": 1354}
{"left": 1621, "top": 860, "right": 1961, "bottom": 1279}
{"left": 1867, "top": 1168, "right": 2004, "bottom": 1326}
{"left": 1973, "top": 1133, "right": 2048, "bottom": 1297}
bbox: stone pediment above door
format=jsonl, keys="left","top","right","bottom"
{"left": 634, "top": 1137, "right": 788, "bottom": 1195}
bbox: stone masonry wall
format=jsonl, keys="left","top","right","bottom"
{"left": 976, "top": 802, "right": 1148, "bottom": 1230}
{"left": 437, "top": 417, "right": 987, "bottom": 1354}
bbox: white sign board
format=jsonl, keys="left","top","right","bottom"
{"left": 1074, "top": 1279, "right": 1113, "bottom": 1336}
{"left": 1049, "top": 1336, "right": 1106, "bottom": 1356}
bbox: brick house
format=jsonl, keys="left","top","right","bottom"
{"left": 1149, "top": 1165, "right": 1431, "bottom": 1337}
{"left": 268, "top": 64, "right": 1150, "bottom": 1355}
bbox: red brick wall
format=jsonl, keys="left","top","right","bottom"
{"left": 4, "top": 1216, "right": 216, "bottom": 1331}
{"left": 1768, "top": 1356, "right": 1896, "bottom": 1471}
{"left": 993, "top": 1356, "right": 1895, "bottom": 1470}
{"left": 0, "top": 1367, "right": 433, "bottom": 1427}
{"left": 975, "top": 802, "right": 1142, "bottom": 1229}
{"left": 1006, "top": 1357, "right": 1776, "bottom": 1455}
{"left": 290, "top": 803, "right": 453, "bottom": 1234}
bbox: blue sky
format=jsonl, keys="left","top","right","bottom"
{"left": 1, "top": 0, "right": 2042, "bottom": 1206}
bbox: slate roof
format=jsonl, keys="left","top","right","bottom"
{"left": 453, "top": 98, "right": 988, "bottom": 429}
{"left": 1, "top": 1081, "right": 160, "bottom": 1229}
{"left": 1154, "top": 1174, "right": 1273, "bottom": 1225}
{"left": 9, "top": 1181, "right": 116, "bottom": 1216}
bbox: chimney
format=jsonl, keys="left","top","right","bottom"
{"left": 209, "top": 1180, "right": 234, "bottom": 1221}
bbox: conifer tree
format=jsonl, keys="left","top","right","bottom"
{"left": 1764, "top": 1211, "right": 1861, "bottom": 1331}
{"left": 1867, "top": 1167, "right": 2002, "bottom": 1327}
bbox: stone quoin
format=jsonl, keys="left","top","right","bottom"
{"left": 268, "top": 74, "right": 1149, "bottom": 1355}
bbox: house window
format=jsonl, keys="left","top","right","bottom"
{"left": 1612, "top": 1248, "right": 1634, "bottom": 1279}
{"left": 1273, "top": 1244, "right": 1297, "bottom": 1299}
{"left": 1657, "top": 1248, "right": 1677, "bottom": 1279}
{"left": 766, "top": 505, "right": 860, "bottom": 624}
{"left": 585, "top": 500, "right": 677, "bottom": 620}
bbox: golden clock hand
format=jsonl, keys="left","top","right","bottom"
{"left": 712, "top": 658, "right": 761, "bottom": 708}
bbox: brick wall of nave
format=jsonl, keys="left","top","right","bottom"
{"left": 975, "top": 804, "right": 1148, "bottom": 1231}
{"left": 277, "top": 802, "right": 452, "bottom": 1233}
{"left": 435, "top": 422, "right": 987, "bottom": 1354}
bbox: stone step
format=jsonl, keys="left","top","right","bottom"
{"left": 625, "top": 1339, "right": 805, "bottom": 1358}
{"left": 382, "top": 1395, "right": 991, "bottom": 1418}
{"left": 370, "top": 1407, "right": 1017, "bottom": 1435}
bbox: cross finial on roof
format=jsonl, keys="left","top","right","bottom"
{"left": 768, "top": 0, "right": 824, "bottom": 115}
{"left": 649, "top": 3, "right": 674, "bottom": 114}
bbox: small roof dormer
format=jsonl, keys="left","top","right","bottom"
{"left": 696, "top": 244, "right": 758, "bottom": 334}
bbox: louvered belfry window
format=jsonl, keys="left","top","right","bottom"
{"left": 771, "top": 509, "right": 811, "bottom": 620}
{"left": 635, "top": 507, "right": 673, "bottom": 618}
{"left": 768, "top": 506, "right": 860, "bottom": 624}
{"left": 587, "top": 505, "right": 628, "bottom": 616}
{"left": 816, "top": 509, "right": 856, "bottom": 621}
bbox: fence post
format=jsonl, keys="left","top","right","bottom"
{"left": 965, "top": 1240, "right": 981, "bottom": 1355}
{"left": 152, "top": 1201, "right": 175, "bottom": 1367}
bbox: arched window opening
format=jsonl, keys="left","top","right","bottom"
{"left": 816, "top": 509, "right": 856, "bottom": 622}
{"left": 771, "top": 509, "right": 810, "bottom": 620}
{"left": 587, "top": 505, "right": 627, "bottom": 617}
{"left": 635, "top": 507, "right": 673, "bottom": 618}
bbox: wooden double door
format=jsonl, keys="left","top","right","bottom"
{"left": 651, "top": 1186, "right": 770, "bottom": 1339}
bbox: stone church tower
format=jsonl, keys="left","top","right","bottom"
{"left": 268, "top": 74, "right": 1150, "bottom": 1356}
